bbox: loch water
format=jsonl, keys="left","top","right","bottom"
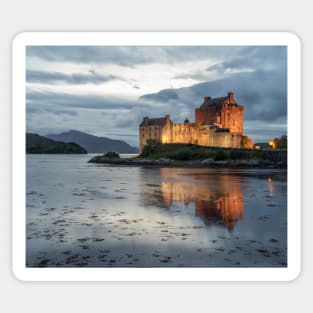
{"left": 26, "top": 154, "right": 287, "bottom": 267}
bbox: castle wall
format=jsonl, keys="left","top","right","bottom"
{"left": 139, "top": 117, "right": 173, "bottom": 152}
{"left": 161, "top": 121, "right": 172, "bottom": 144}
{"left": 139, "top": 125, "right": 162, "bottom": 152}
{"left": 213, "top": 132, "right": 242, "bottom": 148}
{"left": 172, "top": 123, "right": 199, "bottom": 144}
{"left": 171, "top": 123, "right": 241, "bottom": 148}
{"left": 140, "top": 122, "right": 242, "bottom": 151}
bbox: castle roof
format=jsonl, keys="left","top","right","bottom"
{"left": 140, "top": 117, "right": 168, "bottom": 127}
{"left": 201, "top": 96, "right": 228, "bottom": 108}
{"left": 201, "top": 92, "right": 238, "bottom": 109}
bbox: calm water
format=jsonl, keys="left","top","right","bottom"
{"left": 26, "top": 154, "right": 287, "bottom": 267}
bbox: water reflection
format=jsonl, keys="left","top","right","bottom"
{"left": 267, "top": 177, "right": 275, "bottom": 197}
{"left": 26, "top": 155, "right": 287, "bottom": 267}
{"left": 141, "top": 168, "right": 244, "bottom": 231}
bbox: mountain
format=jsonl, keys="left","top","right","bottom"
{"left": 26, "top": 133, "right": 87, "bottom": 154}
{"left": 46, "top": 130, "right": 138, "bottom": 153}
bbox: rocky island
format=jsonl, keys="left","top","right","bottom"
{"left": 89, "top": 92, "right": 287, "bottom": 169}
{"left": 88, "top": 142, "right": 287, "bottom": 169}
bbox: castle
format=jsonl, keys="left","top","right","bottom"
{"left": 140, "top": 92, "right": 252, "bottom": 152}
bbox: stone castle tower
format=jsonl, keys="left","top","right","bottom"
{"left": 139, "top": 92, "right": 249, "bottom": 152}
{"left": 195, "top": 92, "right": 243, "bottom": 134}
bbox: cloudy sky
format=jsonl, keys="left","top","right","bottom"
{"left": 26, "top": 45, "right": 287, "bottom": 146}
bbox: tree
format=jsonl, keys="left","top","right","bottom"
{"left": 140, "top": 139, "right": 161, "bottom": 157}
{"left": 269, "top": 135, "right": 287, "bottom": 149}
{"left": 277, "top": 135, "right": 287, "bottom": 149}
{"left": 103, "top": 151, "right": 120, "bottom": 158}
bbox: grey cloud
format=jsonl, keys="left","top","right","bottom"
{"left": 141, "top": 88, "right": 179, "bottom": 102}
{"left": 26, "top": 106, "right": 77, "bottom": 116}
{"left": 103, "top": 132, "right": 138, "bottom": 137}
{"left": 26, "top": 108, "right": 140, "bottom": 147}
{"left": 207, "top": 46, "right": 287, "bottom": 73}
{"left": 27, "top": 46, "right": 161, "bottom": 64}
{"left": 174, "top": 71, "right": 209, "bottom": 81}
{"left": 26, "top": 69, "right": 120, "bottom": 85}
{"left": 26, "top": 69, "right": 287, "bottom": 145}
{"left": 26, "top": 46, "right": 245, "bottom": 65}
{"left": 47, "top": 109, "right": 78, "bottom": 116}
{"left": 26, "top": 90, "right": 142, "bottom": 144}
{"left": 26, "top": 89, "right": 169, "bottom": 146}
{"left": 244, "top": 119, "right": 287, "bottom": 142}
{"left": 27, "top": 90, "right": 139, "bottom": 110}
{"left": 141, "top": 69, "right": 287, "bottom": 122}
{"left": 26, "top": 107, "right": 39, "bottom": 114}
{"left": 173, "top": 46, "right": 287, "bottom": 83}
{"left": 26, "top": 46, "right": 287, "bottom": 144}
{"left": 244, "top": 129, "right": 287, "bottom": 143}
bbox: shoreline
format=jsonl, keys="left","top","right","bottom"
{"left": 88, "top": 155, "right": 287, "bottom": 169}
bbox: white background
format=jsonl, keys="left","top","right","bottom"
{"left": 0, "top": 0, "right": 311, "bottom": 312}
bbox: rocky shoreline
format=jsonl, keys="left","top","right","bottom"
{"left": 88, "top": 155, "right": 287, "bottom": 169}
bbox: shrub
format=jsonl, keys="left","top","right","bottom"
{"left": 140, "top": 139, "right": 161, "bottom": 157}
{"left": 169, "top": 149, "right": 193, "bottom": 160}
{"left": 253, "top": 150, "right": 266, "bottom": 159}
{"left": 103, "top": 151, "right": 120, "bottom": 158}
{"left": 271, "top": 135, "right": 287, "bottom": 149}
{"left": 229, "top": 149, "right": 244, "bottom": 160}
{"left": 214, "top": 150, "right": 227, "bottom": 161}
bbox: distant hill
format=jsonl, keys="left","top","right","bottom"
{"left": 46, "top": 130, "right": 138, "bottom": 153}
{"left": 26, "top": 133, "right": 87, "bottom": 154}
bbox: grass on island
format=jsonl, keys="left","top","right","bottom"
{"left": 138, "top": 140, "right": 286, "bottom": 162}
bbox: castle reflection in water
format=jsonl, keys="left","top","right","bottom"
{"left": 140, "top": 168, "right": 244, "bottom": 231}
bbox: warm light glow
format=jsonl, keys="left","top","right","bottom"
{"left": 268, "top": 139, "right": 277, "bottom": 149}
{"left": 158, "top": 169, "right": 244, "bottom": 231}
{"left": 267, "top": 177, "right": 275, "bottom": 197}
{"left": 162, "top": 134, "right": 169, "bottom": 143}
